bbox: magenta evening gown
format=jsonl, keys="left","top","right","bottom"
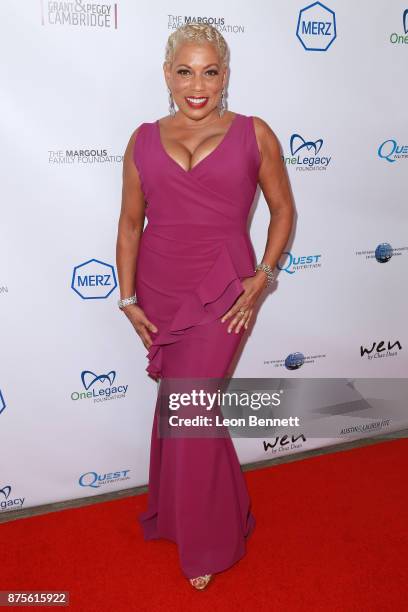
{"left": 133, "top": 112, "right": 260, "bottom": 579}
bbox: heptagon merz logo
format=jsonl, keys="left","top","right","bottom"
{"left": 71, "top": 258, "right": 117, "bottom": 299}
{"left": 296, "top": 2, "right": 337, "bottom": 51}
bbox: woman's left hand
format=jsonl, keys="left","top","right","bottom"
{"left": 220, "top": 272, "right": 268, "bottom": 333}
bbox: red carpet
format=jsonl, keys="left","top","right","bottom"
{"left": 1, "top": 438, "right": 406, "bottom": 611}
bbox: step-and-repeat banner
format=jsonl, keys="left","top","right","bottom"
{"left": 1, "top": 1, "right": 407, "bottom": 513}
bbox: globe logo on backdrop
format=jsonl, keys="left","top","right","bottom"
{"left": 285, "top": 353, "right": 305, "bottom": 370}
{"left": 71, "top": 258, "right": 117, "bottom": 299}
{"left": 296, "top": 2, "right": 337, "bottom": 51}
{"left": 375, "top": 243, "right": 393, "bottom": 263}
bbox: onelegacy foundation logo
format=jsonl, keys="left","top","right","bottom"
{"left": 71, "top": 370, "right": 128, "bottom": 402}
{"left": 283, "top": 133, "right": 332, "bottom": 170}
{"left": 389, "top": 9, "right": 408, "bottom": 44}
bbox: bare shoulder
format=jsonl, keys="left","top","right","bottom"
{"left": 122, "top": 123, "right": 147, "bottom": 187}
{"left": 251, "top": 116, "right": 282, "bottom": 163}
{"left": 252, "top": 116, "right": 280, "bottom": 147}
{"left": 124, "top": 123, "right": 144, "bottom": 157}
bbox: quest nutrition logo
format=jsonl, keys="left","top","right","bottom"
{"left": 355, "top": 242, "right": 408, "bottom": 262}
{"left": 48, "top": 148, "right": 123, "bottom": 165}
{"left": 389, "top": 9, "right": 408, "bottom": 45}
{"left": 0, "top": 485, "right": 25, "bottom": 512}
{"left": 167, "top": 15, "right": 245, "bottom": 34}
{"left": 41, "top": 1, "right": 118, "bottom": 28}
{"left": 264, "top": 352, "right": 326, "bottom": 370}
{"left": 71, "top": 370, "right": 128, "bottom": 403}
{"left": 377, "top": 139, "right": 408, "bottom": 163}
{"left": 277, "top": 251, "right": 322, "bottom": 274}
{"left": 296, "top": 1, "right": 336, "bottom": 51}
{"left": 71, "top": 258, "right": 117, "bottom": 300}
{"left": 283, "top": 133, "right": 332, "bottom": 171}
{"left": 78, "top": 469, "right": 130, "bottom": 489}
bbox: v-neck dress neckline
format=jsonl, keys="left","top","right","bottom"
{"left": 155, "top": 112, "right": 241, "bottom": 175}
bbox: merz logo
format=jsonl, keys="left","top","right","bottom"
{"left": 296, "top": 1, "right": 337, "bottom": 51}
{"left": 71, "top": 258, "right": 117, "bottom": 299}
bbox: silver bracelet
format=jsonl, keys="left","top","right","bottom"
{"left": 254, "top": 262, "right": 275, "bottom": 286}
{"left": 118, "top": 295, "right": 137, "bottom": 309}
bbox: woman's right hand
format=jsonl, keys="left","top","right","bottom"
{"left": 121, "top": 304, "right": 158, "bottom": 349}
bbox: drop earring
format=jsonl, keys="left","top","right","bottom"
{"left": 218, "top": 87, "right": 227, "bottom": 117}
{"left": 168, "top": 87, "right": 176, "bottom": 117}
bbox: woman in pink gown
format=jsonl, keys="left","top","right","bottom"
{"left": 116, "top": 24, "right": 293, "bottom": 590}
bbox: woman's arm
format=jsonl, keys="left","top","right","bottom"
{"left": 115, "top": 128, "right": 158, "bottom": 348}
{"left": 253, "top": 115, "right": 294, "bottom": 277}
{"left": 221, "top": 117, "right": 295, "bottom": 333}
{"left": 116, "top": 127, "right": 145, "bottom": 300}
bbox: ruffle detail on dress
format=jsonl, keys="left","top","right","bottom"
{"left": 145, "top": 242, "right": 255, "bottom": 379}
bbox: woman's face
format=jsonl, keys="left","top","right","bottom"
{"left": 164, "top": 41, "right": 227, "bottom": 121}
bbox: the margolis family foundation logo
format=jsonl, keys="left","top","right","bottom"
{"left": 168, "top": 15, "right": 245, "bottom": 34}
{"left": 41, "top": 1, "right": 118, "bottom": 28}
{"left": 389, "top": 9, "right": 408, "bottom": 44}
{"left": 264, "top": 352, "right": 326, "bottom": 369}
{"left": 283, "top": 134, "right": 332, "bottom": 170}
{"left": 71, "top": 370, "right": 128, "bottom": 402}
{"left": 48, "top": 148, "right": 123, "bottom": 164}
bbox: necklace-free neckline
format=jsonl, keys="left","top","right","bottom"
{"left": 156, "top": 112, "right": 240, "bottom": 175}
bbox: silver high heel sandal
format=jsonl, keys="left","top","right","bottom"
{"left": 189, "top": 574, "right": 212, "bottom": 590}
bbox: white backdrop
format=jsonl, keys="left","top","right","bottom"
{"left": 1, "top": 1, "right": 407, "bottom": 513}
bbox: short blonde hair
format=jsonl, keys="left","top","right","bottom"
{"left": 165, "top": 23, "right": 229, "bottom": 68}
